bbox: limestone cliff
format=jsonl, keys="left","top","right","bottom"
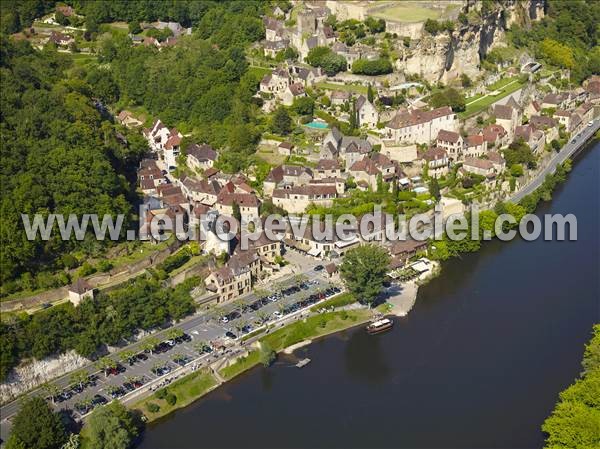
{"left": 396, "top": 0, "right": 546, "bottom": 83}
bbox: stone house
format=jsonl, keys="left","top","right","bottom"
{"left": 117, "top": 110, "right": 143, "bottom": 128}
{"left": 529, "top": 115, "right": 559, "bottom": 143}
{"left": 215, "top": 192, "right": 260, "bottom": 221}
{"left": 186, "top": 144, "right": 217, "bottom": 172}
{"left": 272, "top": 185, "right": 337, "bottom": 214}
{"left": 481, "top": 124, "right": 508, "bottom": 149}
{"left": 385, "top": 106, "right": 457, "bottom": 145}
{"left": 315, "top": 159, "right": 343, "bottom": 179}
{"left": 204, "top": 251, "right": 261, "bottom": 303}
{"left": 436, "top": 129, "right": 463, "bottom": 160}
{"left": 68, "top": 278, "right": 94, "bottom": 307}
{"left": 493, "top": 104, "right": 519, "bottom": 140}
{"left": 421, "top": 147, "right": 449, "bottom": 178}
{"left": 461, "top": 157, "right": 500, "bottom": 178}
{"left": 282, "top": 82, "right": 306, "bottom": 106}
{"left": 515, "top": 125, "right": 546, "bottom": 153}
{"left": 356, "top": 95, "right": 379, "bottom": 128}
{"left": 464, "top": 135, "right": 487, "bottom": 158}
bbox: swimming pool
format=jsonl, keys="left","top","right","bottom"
{"left": 305, "top": 120, "right": 329, "bottom": 129}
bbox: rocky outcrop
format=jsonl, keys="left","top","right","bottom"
{"left": 0, "top": 351, "right": 89, "bottom": 404}
{"left": 396, "top": 0, "right": 545, "bottom": 83}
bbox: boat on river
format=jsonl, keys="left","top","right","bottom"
{"left": 366, "top": 318, "right": 394, "bottom": 335}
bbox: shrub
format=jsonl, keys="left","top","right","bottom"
{"left": 351, "top": 58, "right": 393, "bottom": 76}
{"left": 165, "top": 393, "right": 177, "bottom": 406}
{"left": 146, "top": 402, "right": 160, "bottom": 413}
{"left": 155, "top": 388, "right": 168, "bottom": 400}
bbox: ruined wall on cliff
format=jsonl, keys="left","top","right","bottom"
{"left": 396, "top": 0, "right": 545, "bottom": 83}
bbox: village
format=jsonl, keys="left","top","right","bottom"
{"left": 121, "top": 0, "right": 599, "bottom": 306}
{"left": 2, "top": 1, "right": 600, "bottom": 447}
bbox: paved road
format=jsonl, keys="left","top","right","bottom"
{"left": 0, "top": 267, "right": 336, "bottom": 441}
{"left": 510, "top": 119, "right": 599, "bottom": 204}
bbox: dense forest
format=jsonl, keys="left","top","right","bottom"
{"left": 509, "top": 0, "right": 600, "bottom": 83}
{"left": 542, "top": 325, "right": 600, "bottom": 448}
{"left": 0, "top": 37, "right": 146, "bottom": 293}
{"left": 0, "top": 276, "right": 197, "bottom": 381}
{"left": 0, "top": 1, "right": 273, "bottom": 294}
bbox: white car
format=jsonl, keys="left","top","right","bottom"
{"left": 273, "top": 311, "right": 282, "bottom": 318}
{"left": 589, "top": 121, "right": 594, "bottom": 127}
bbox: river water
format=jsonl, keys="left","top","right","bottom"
{"left": 139, "top": 145, "right": 599, "bottom": 449}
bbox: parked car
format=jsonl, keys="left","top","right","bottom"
{"left": 92, "top": 394, "right": 107, "bottom": 406}
{"left": 314, "top": 265, "right": 324, "bottom": 271}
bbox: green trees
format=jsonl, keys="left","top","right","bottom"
{"left": 351, "top": 58, "right": 393, "bottom": 76}
{"left": 429, "top": 178, "right": 441, "bottom": 201}
{"left": 429, "top": 88, "right": 466, "bottom": 112}
{"left": 504, "top": 139, "right": 535, "bottom": 168}
{"left": 0, "top": 38, "right": 137, "bottom": 288}
{"left": 81, "top": 401, "right": 143, "bottom": 449}
{"left": 292, "top": 96, "right": 315, "bottom": 116}
{"left": 306, "top": 46, "right": 347, "bottom": 76}
{"left": 271, "top": 106, "right": 292, "bottom": 135}
{"left": 259, "top": 342, "right": 277, "bottom": 367}
{"left": 6, "top": 397, "right": 67, "bottom": 449}
{"left": 542, "top": 325, "right": 600, "bottom": 448}
{"left": 423, "top": 19, "right": 455, "bottom": 34}
{"left": 508, "top": 1, "right": 600, "bottom": 82}
{"left": 367, "top": 84, "right": 374, "bottom": 103}
{"left": 364, "top": 17, "right": 386, "bottom": 34}
{"left": 339, "top": 245, "right": 390, "bottom": 305}
{"left": 0, "top": 276, "right": 196, "bottom": 381}
{"left": 539, "top": 38, "right": 575, "bottom": 69}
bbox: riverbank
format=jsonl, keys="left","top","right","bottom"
{"left": 117, "top": 137, "right": 600, "bottom": 429}
{"left": 130, "top": 308, "right": 374, "bottom": 424}
{"left": 137, "top": 142, "right": 599, "bottom": 449}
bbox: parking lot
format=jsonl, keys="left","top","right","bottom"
{"left": 13, "top": 270, "right": 340, "bottom": 425}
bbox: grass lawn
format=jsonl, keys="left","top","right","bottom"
{"left": 316, "top": 82, "right": 368, "bottom": 95}
{"left": 487, "top": 76, "right": 519, "bottom": 91}
{"left": 459, "top": 78, "right": 526, "bottom": 119}
{"left": 168, "top": 254, "right": 209, "bottom": 277}
{"left": 370, "top": 4, "right": 441, "bottom": 23}
{"left": 261, "top": 309, "right": 372, "bottom": 352}
{"left": 310, "top": 292, "right": 357, "bottom": 312}
{"left": 133, "top": 370, "right": 218, "bottom": 422}
{"left": 219, "top": 350, "right": 261, "bottom": 380}
{"left": 248, "top": 66, "right": 272, "bottom": 79}
{"left": 256, "top": 147, "right": 286, "bottom": 166}
{"left": 68, "top": 53, "right": 98, "bottom": 66}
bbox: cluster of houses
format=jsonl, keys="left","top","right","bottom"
{"left": 262, "top": 3, "right": 379, "bottom": 64}
{"left": 259, "top": 64, "right": 326, "bottom": 110}
{"left": 130, "top": 21, "right": 192, "bottom": 48}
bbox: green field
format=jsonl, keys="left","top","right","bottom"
{"left": 370, "top": 4, "right": 441, "bottom": 23}
{"left": 133, "top": 370, "right": 218, "bottom": 422}
{"left": 248, "top": 66, "right": 272, "bottom": 79}
{"left": 316, "top": 82, "right": 368, "bottom": 95}
{"left": 460, "top": 77, "right": 527, "bottom": 119}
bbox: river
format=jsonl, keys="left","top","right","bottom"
{"left": 139, "top": 144, "right": 599, "bottom": 449}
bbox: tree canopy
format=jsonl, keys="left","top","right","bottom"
{"left": 508, "top": 0, "right": 600, "bottom": 82}
{"left": 339, "top": 244, "right": 390, "bottom": 305}
{"left": 6, "top": 396, "right": 67, "bottom": 449}
{"left": 0, "top": 276, "right": 197, "bottom": 381}
{"left": 429, "top": 87, "right": 466, "bottom": 112}
{"left": 0, "top": 36, "right": 141, "bottom": 290}
{"left": 542, "top": 325, "right": 600, "bottom": 448}
{"left": 81, "top": 401, "right": 143, "bottom": 449}
{"left": 351, "top": 58, "right": 393, "bottom": 76}
{"left": 306, "top": 46, "right": 347, "bottom": 76}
